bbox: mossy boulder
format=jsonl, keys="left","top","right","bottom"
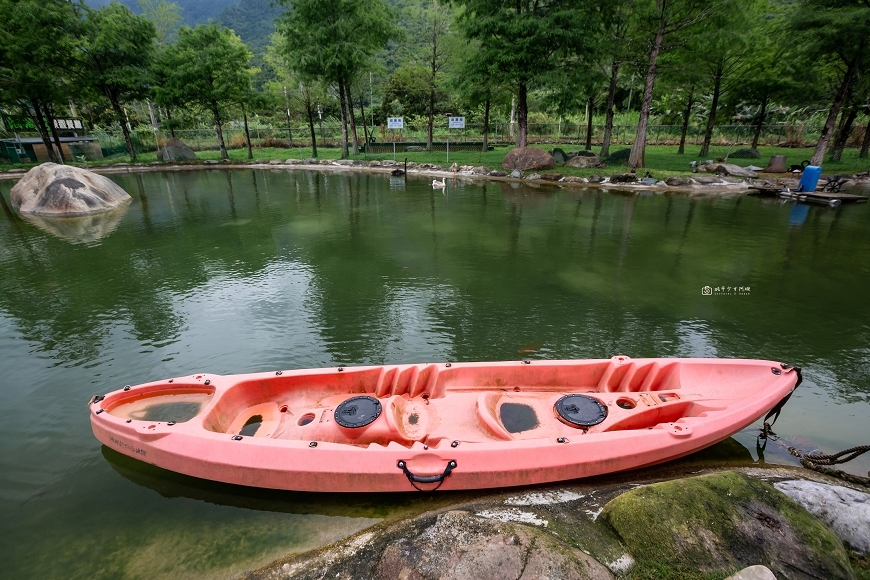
{"left": 605, "top": 148, "right": 632, "bottom": 165}
{"left": 729, "top": 148, "right": 761, "bottom": 159}
{"left": 600, "top": 471, "right": 855, "bottom": 579}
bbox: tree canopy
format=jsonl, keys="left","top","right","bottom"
{"left": 153, "top": 24, "right": 253, "bottom": 159}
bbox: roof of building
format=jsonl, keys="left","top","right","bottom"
{"left": 0, "top": 136, "right": 98, "bottom": 144}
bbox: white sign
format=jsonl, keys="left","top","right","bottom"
{"left": 53, "top": 119, "right": 83, "bottom": 130}
{"left": 387, "top": 117, "right": 404, "bottom": 129}
{"left": 448, "top": 116, "right": 465, "bottom": 129}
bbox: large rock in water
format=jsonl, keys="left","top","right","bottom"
{"left": 601, "top": 471, "right": 855, "bottom": 579}
{"left": 502, "top": 147, "right": 556, "bottom": 171}
{"left": 10, "top": 163, "right": 131, "bottom": 216}
{"left": 157, "top": 137, "right": 197, "bottom": 161}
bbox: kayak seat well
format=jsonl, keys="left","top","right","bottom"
{"left": 227, "top": 403, "right": 281, "bottom": 438}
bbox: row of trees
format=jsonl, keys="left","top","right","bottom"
{"left": 1, "top": 0, "right": 869, "bottom": 168}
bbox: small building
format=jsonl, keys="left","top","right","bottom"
{"left": 0, "top": 136, "right": 103, "bottom": 163}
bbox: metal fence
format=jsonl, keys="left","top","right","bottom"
{"left": 0, "top": 121, "right": 826, "bottom": 163}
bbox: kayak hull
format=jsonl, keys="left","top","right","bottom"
{"left": 89, "top": 357, "right": 800, "bottom": 492}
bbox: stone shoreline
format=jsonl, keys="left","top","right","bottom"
{"left": 0, "top": 159, "right": 778, "bottom": 196}
{"left": 240, "top": 465, "right": 869, "bottom": 580}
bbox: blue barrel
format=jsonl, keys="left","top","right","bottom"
{"left": 797, "top": 165, "right": 822, "bottom": 192}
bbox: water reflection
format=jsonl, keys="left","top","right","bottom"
{"left": 18, "top": 205, "right": 130, "bottom": 245}
{"left": 1, "top": 169, "right": 869, "bottom": 580}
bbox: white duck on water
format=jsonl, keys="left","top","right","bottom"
{"left": 432, "top": 178, "right": 446, "bottom": 189}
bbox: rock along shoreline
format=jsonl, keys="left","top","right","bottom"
{"left": 240, "top": 465, "right": 869, "bottom": 580}
{"left": 0, "top": 159, "right": 770, "bottom": 198}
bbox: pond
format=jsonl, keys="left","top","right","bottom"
{"left": 1, "top": 168, "right": 868, "bottom": 579}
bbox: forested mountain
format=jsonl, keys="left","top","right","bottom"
{"left": 216, "top": 0, "right": 283, "bottom": 55}
{"left": 86, "top": 0, "right": 237, "bottom": 25}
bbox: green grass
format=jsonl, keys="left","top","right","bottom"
{"left": 5, "top": 144, "right": 869, "bottom": 179}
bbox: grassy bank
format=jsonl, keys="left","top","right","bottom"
{"left": 4, "top": 144, "right": 869, "bottom": 179}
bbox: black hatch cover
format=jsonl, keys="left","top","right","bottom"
{"left": 334, "top": 396, "right": 382, "bottom": 428}
{"left": 555, "top": 394, "right": 608, "bottom": 427}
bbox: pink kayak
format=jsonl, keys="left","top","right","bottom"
{"left": 89, "top": 357, "right": 801, "bottom": 492}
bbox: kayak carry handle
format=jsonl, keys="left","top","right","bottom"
{"left": 397, "top": 459, "right": 457, "bottom": 491}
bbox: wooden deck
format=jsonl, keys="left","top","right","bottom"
{"left": 750, "top": 187, "right": 868, "bottom": 205}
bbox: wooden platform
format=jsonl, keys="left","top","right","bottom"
{"left": 752, "top": 187, "right": 868, "bottom": 205}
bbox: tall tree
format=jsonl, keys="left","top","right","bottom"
{"left": 265, "top": 34, "right": 327, "bottom": 157}
{"left": 689, "top": 0, "right": 754, "bottom": 157}
{"left": 455, "top": 0, "right": 605, "bottom": 148}
{"left": 627, "top": 0, "right": 730, "bottom": 168}
{"left": 0, "top": 0, "right": 82, "bottom": 163}
{"left": 275, "top": 0, "right": 398, "bottom": 158}
{"left": 154, "top": 24, "right": 253, "bottom": 160}
{"left": 78, "top": 3, "right": 156, "bottom": 162}
{"left": 599, "top": 0, "right": 641, "bottom": 158}
{"left": 791, "top": 0, "right": 870, "bottom": 165}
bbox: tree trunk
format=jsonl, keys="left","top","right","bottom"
{"left": 345, "top": 83, "right": 359, "bottom": 155}
{"left": 166, "top": 107, "right": 176, "bottom": 138}
{"left": 213, "top": 108, "right": 228, "bottom": 160}
{"left": 482, "top": 95, "right": 491, "bottom": 152}
{"left": 699, "top": 62, "right": 723, "bottom": 157}
{"left": 600, "top": 59, "right": 621, "bottom": 158}
{"left": 427, "top": 84, "right": 435, "bottom": 151}
{"left": 517, "top": 81, "right": 528, "bottom": 147}
{"left": 338, "top": 77, "right": 349, "bottom": 158}
{"left": 43, "top": 104, "right": 66, "bottom": 164}
{"left": 860, "top": 115, "right": 870, "bottom": 159}
{"left": 243, "top": 107, "right": 253, "bottom": 160}
{"left": 811, "top": 50, "right": 862, "bottom": 166}
{"left": 629, "top": 6, "right": 667, "bottom": 169}
{"left": 358, "top": 94, "right": 369, "bottom": 146}
{"left": 585, "top": 97, "right": 594, "bottom": 150}
{"left": 306, "top": 94, "right": 318, "bottom": 158}
{"left": 509, "top": 95, "right": 516, "bottom": 139}
{"left": 830, "top": 104, "right": 858, "bottom": 162}
{"left": 110, "top": 97, "right": 136, "bottom": 162}
{"left": 678, "top": 86, "right": 695, "bottom": 154}
{"left": 751, "top": 94, "right": 768, "bottom": 150}
{"left": 29, "top": 99, "right": 59, "bottom": 163}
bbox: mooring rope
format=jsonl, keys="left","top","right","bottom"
{"left": 760, "top": 422, "right": 870, "bottom": 487}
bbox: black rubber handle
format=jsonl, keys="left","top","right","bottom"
{"left": 397, "top": 459, "right": 457, "bottom": 489}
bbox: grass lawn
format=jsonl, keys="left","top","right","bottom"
{"left": 5, "top": 143, "right": 869, "bottom": 179}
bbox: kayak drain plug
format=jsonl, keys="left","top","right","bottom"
{"left": 309, "top": 441, "right": 317, "bottom": 447}
{"left": 451, "top": 440, "right": 459, "bottom": 447}
{"left": 124, "top": 385, "right": 131, "bottom": 391}
{"left": 232, "top": 435, "right": 243, "bottom": 441}
{"left": 204, "top": 379, "right": 210, "bottom": 385}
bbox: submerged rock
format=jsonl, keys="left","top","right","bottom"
{"left": 10, "top": 163, "right": 131, "bottom": 216}
{"left": 774, "top": 480, "right": 870, "bottom": 555}
{"left": 601, "top": 471, "right": 855, "bottom": 579}
{"left": 502, "top": 147, "right": 556, "bottom": 171}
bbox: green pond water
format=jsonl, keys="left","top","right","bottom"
{"left": 0, "top": 168, "right": 868, "bottom": 579}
